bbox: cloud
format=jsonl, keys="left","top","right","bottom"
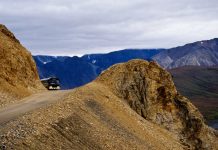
{"left": 0, "top": 0, "right": 218, "bottom": 55}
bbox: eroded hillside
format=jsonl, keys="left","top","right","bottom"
{"left": 1, "top": 60, "right": 217, "bottom": 150}
{"left": 0, "top": 24, "right": 44, "bottom": 107}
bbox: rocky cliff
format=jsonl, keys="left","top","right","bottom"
{"left": 0, "top": 24, "right": 44, "bottom": 107}
{"left": 96, "top": 59, "right": 218, "bottom": 149}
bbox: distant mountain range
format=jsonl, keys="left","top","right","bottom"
{"left": 34, "top": 49, "right": 162, "bottom": 89}
{"left": 34, "top": 38, "right": 218, "bottom": 89}
{"left": 81, "top": 49, "right": 162, "bottom": 71}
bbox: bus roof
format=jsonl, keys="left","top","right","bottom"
{"left": 40, "top": 77, "right": 59, "bottom": 81}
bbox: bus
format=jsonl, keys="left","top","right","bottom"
{"left": 41, "top": 77, "right": 61, "bottom": 90}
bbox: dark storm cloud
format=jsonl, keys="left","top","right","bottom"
{"left": 0, "top": 0, "right": 218, "bottom": 55}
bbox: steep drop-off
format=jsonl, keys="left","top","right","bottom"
{"left": 1, "top": 60, "right": 217, "bottom": 149}
{"left": 0, "top": 24, "right": 44, "bottom": 107}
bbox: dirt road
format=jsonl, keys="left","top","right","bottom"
{"left": 0, "top": 90, "right": 71, "bottom": 125}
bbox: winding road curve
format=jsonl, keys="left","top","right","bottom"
{"left": 0, "top": 90, "right": 71, "bottom": 126}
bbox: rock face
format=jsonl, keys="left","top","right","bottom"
{"left": 152, "top": 38, "right": 218, "bottom": 69}
{"left": 96, "top": 59, "right": 218, "bottom": 149}
{"left": 0, "top": 24, "right": 44, "bottom": 106}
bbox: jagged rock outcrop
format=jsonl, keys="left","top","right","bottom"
{"left": 0, "top": 24, "right": 44, "bottom": 107}
{"left": 96, "top": 59, "right": 218, "bottom": 149}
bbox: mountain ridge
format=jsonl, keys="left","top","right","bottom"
{"left": 153, "top": 38, "right": 218, "bottom": 69}
{"left": 34, "top": 37, "right": 218, "bottom": 89}
{"left": 34, "top": 49, "right": 162, "bottom": 89}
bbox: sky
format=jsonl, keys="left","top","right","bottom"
{"left": 0, "top": 0, "right": 218, "bottom": 56}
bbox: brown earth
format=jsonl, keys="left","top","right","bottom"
{"left": 0, "top": 90, "right": 71, "bottom": 125}
{"left": 0, "top": 59, "right": 217, "bottom": 150}
{"left": 0, "top": 82, "right": 184, "bottom": 150}
{"left": 0, "top": 24, "right": 45, "bottom": 107}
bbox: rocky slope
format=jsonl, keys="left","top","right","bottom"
{"left": 1, "top": 60, "right": 217, "bottom": 149}
{"left": 0, "top": 24, "right": 44, "bottom": 107}
{"left": 0, "top": 82, "right": 184, "bottom": 150}
{"left": 153, "top": 38, "right": 218, "bottom": 69}
{"left": 96, "top": 59, "right": 218, "bottom": 149}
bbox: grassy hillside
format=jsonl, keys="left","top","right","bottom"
{"left": 169, "top": 66, "right": 218, "bottom": 122}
